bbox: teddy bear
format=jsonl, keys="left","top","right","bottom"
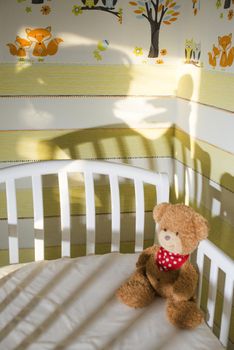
{"left": 116, "top": 203, "right": 209, "bottom": 329}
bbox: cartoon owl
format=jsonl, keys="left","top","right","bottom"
{"left": 81, "top": 0, "right": 99, "bottom": 8}
{"left": 185, "top": 38, "right": 194, "bottom": 63}
{"left": 192, "top": 41, "right": 201, "bottom": 63}
{"left": 101, "top": 0, "right": 118, "bottom": 9}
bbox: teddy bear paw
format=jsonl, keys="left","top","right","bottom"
{"left": 167, "top": 299, "right": 204, "bottom": 329}
{"left": 116, "top": 272, "right": 156, "bottom": 308}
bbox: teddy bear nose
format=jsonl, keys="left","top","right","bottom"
{"left": 165, "top": 235, "right": 171, "bottom": 241}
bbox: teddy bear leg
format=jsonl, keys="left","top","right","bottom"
{"left": 166, "top": 299, "right": 204, "bottom": 329}
{"left": 116, "top": 270, "right": 156, "bottom": 308}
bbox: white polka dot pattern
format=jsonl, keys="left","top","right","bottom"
{"left": 155, "top": 247, "right": 189, "bottom": 272}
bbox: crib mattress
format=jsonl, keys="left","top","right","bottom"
{"left": 0, "top": 253, "right": 224, "bottom": 350}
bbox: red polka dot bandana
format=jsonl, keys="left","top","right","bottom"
{"left": 155, "top": 247, "right": 189, "bottom": 272}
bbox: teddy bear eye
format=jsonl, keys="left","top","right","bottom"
{"left": 163, "top": 228, "right": 167, "bottom": 232}
{"left": 176, "top": 232, "right": 179, "bottom": 236}
{"left": 157, "top": 278, "right": 160, "bottom": 282}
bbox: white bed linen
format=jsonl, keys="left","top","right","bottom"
{"left": 0, "top": 253, "right": 224, "bottom": 350}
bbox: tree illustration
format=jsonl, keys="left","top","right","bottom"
{"left": 129, "top": 0, "right": 180, "bottom": 57}
{"left": 72, "top": 1, "right": 123, "bottom": 23}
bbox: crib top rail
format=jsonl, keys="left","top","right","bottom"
{"left": 0, "top": 160, "right": 169, "bottom": 264}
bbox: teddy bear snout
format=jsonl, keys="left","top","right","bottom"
{"left": 165, "top": 235, "right": 171, "bottom": 241}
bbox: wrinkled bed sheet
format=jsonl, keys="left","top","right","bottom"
{"left": 0, "top": 253, "right": 224, "bottom": 350}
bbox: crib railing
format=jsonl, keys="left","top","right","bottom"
{"left": 196, "top": 239, "right": 234, "bottom": 347}
{"left": 0, "top": 160, "right": 233, "bottom": 347}
{"left": 0, "top": 160, "right": 170, "bottom": 264}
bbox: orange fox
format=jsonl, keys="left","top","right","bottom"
{"left": 25, "top": 26, "right": 63, "bottom": 56}
{"left": 7, "top": 36, "right": 31, "bottom": 57}
{"left": 218, "top": 33, "right": 232, "bottom": 67}
{"left": 208, "top": 45, "right": 220, "bottom": 68}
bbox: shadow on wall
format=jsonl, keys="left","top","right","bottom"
{"left": 38, "top": 124, "right": 173, "bottom": 255}
{"left": 174, "top": 73, "right": 234, "bottom": 261}
{"left": 208, "top": 173, "right": 234, "bottom": 258}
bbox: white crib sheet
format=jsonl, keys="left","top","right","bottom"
{"left": 0, "top": 253, "right": 224, "bottom": 350}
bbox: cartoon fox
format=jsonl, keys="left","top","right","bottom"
{"left": 25, "top": 26, "right": 63, "bottom": 56}
{"left": 227, "top": 46, "right": 234, "bottom": 67}
{"left": 208, "top": 45, "right": 220, "bottom": 68}
{"left": 218, "top": 33, "right": 232, "bottom": 67}
{"left": 7, "top": 36, "right": 31, "bottom": 57}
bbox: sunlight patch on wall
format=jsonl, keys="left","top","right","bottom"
{"left": 174, "top": 173, "right": 179, "bottom": 201}
{"left": 19, "top": 101, "right": 53, "bottom": 128}
{"left": 176, "top": 64, "right": 202, "bottom": 102}
{"left": 113, "top": 97, "right": 171, "bottom": 130}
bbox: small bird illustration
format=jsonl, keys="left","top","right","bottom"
{"left": 81, "top": 0, "right": 99, "bottom": 8}
{"left": 97, "top": 40, "right": 109, "bottom": 51}
{"left": 101, "top": 0, "right": 118, "bottom": 9}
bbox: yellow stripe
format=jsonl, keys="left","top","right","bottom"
{"left": 0, "top": 240, "right": 154, "bottom": 267}
{"left": 1, "top": 64, "right": 233, "bottom": 110}
{"left": 0, "top": 127, "right": 173, "bottom": 160}
{"left": 170, "top": 191, "right": 234, "bottom": 260}
{"left": 0, "top": 183, "right": 158, "bottom": 219}
{"left": 177, "top": 69, "right": 234, "bottom": 112}
{"left": 174, "top": 128, "right": 234, "bottom": 192}
{"left": 0, "top": 64, "right": 177, "bottom": 96}
{"left": 0, "top": 127, "right": 233, "bottom": 191}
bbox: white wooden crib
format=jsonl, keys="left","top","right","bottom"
{"left": 0, "top": 160, "right": 233, "bottom": 350}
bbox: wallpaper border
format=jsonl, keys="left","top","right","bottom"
{"left": 0, "top": 126, "right": 233, "bottom": 191}
{"left": 0, "top": 64, "right": 233, "bottom": 111}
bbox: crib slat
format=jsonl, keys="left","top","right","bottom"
{"left": 109, "top": 174, "right": 120, "bottom": 252}
{"left": 6, "top": 179, "right": 19, "bottom": 264}
{"left": 84, "top": 171, "right": 95, "bottom": 255}
{"left": 32, "top": 175, "right": 44, "bottom": 261}
{"left": 157, "top": 174, "right": 170, "bottom": 204}
{"left": 134, "top": 179, "right": 144, "bottom": 252}
{"left": 196, "top": 248, "right": 205, "bottom": 307}
{"left": 207, "top": 262, "right": 218, "bottom": 328}
{"left": 58, "top": 172, "right": 71, "bottom": 257}
{"left": 219, "top": 275, "right": 233, "bottom": 347}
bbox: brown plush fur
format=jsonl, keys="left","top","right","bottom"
{"left": 116, "top": 203, "right": 208, "bottom": 329}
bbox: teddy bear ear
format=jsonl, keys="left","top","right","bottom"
{"left": 153, "top": 203, "right": 171, "bottom": 222}
{"left": 193, "top": 213, "right": 209, "bottom": 241}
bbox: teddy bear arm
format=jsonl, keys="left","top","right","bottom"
{"left": 136, "top": 245, "right": 159, "bottom": 269}
{"left": 172, "top": 263, "right": 198, "bottom": 301}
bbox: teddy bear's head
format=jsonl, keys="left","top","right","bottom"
{"left": 153, "top": 203, "right": 208, "bottom": 255}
